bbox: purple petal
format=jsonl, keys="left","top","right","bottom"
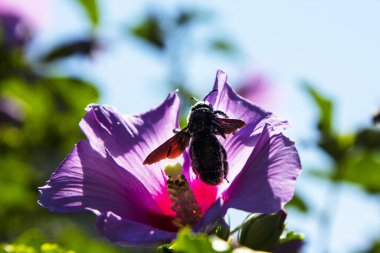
{"left": 79, "top": 92, "right": 182, "bottom": 198}
{"left": 38, "top": 140, "right": 176, "bottom": 230}
{"left": 205, "top": 70, "right": 288, "bottom": 191}
{"left": 273, "top": 239, "right": 304, "bottom": 253}
{"left": 193, "top": 198, "right": 226, "bottom": 232}
{"left": 97, "top": 212, "right": 177, "bottom": 247}
{"left": 222, "top": 124, "right": 301, "bottom": 213}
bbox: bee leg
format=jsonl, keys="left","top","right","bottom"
{"left": 223, "top": 163, "right": 230, "bottom": 183}
{"left": 172, "top": 128, "right": 181, "bottom": 133}
{"left": 222, "top": 148, "right": 229, "bottom": 183}
{"left": 215, "top": 110, "right": 229, "bottom": 118}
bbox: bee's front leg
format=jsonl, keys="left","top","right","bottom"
{"left": 172, "top": 128, "right": 181, "bottom": 133}
{"left": 215, "top": 110, "right": 229, "bottom": 118}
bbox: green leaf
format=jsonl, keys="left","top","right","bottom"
{"left": 130, "top": 15, "right": 165, "bottom": 49}
{"left": 355, "top": 128, "right": 380, "bottom": 150}
{"left": 279, "top": 230, "right": 304, "bottom": 243}
{"left": 360, "top": 240, "right": 380, "bottom": 253}
{"left": 77, "top": 0, "right": 99, "bottom": 27}
{"left": 339, "top": 150, "right": 380, "bottom": 193}
{"left": 303, "top": 83, "right": 333, "bottom": 136}
{"left": 238, "top": 212, "right": 285, "bottom": 252}
{"left": 210, "top": 40, "right": 237, "bottom": 55}
{"left": 39, "top": 39, "right": 98, "bottom": 63}
{"left": 286, "top": 193, "right": 308, "bottom": 213}
{"left": 172, "top": 228, "right": 231, "bottom": 253}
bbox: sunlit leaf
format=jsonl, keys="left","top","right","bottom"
{"left": 304, "top": 83, "right": 333, "bottom": 136}
{"left": 172, "top": 228, "right": 231, "bottom": 253}
{"left": 286, "top": 193, "right": 308, "bottom": 213}
{"left": 77, "top": 0, "right": 99, "bottom": 27}
{"left": 130, "top": 15, "right": 165, "bottom": 49}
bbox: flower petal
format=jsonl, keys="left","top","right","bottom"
{"left": 97, "top": 212, "right": 177, "bottom": 247}
{"left": 205, "top": 70, "right": 288, "bottom": 191}
{"left": 193, "top": 198, "right": 225, "bottom": 232}
{"left": 79, "top": 92, "right": 182, "bottom": 198}
{"left": 38, "top": 140, "right": 176, "bottom": 230}
{"left": 222, "top": 124, "right": 301, "bottom": 213}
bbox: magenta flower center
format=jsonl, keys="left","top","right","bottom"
{"left": 164, "top": 164, "right": 202, "bottom": 226}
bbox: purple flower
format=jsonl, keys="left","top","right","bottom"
{"left": 0, "top": 12, "right": 31, "bottom": 47}
{"left": 38, "top": 70, "right": 301, "bottom": 247}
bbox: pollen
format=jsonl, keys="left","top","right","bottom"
{"left": 164, "top": 163, "right": 202, "bottom": 227}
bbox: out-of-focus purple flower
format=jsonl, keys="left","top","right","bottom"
{"left": 0, "top": 0, "right": 50, "bottom": 29}
{"left": 0, "top": 96, "right": 24, "bottom": 126}
{"left": 0, "top": 12, "right": 31, "bottom": 47}
{"left": 39, "top": 70, "right": 301, "bottom": 247}
{"left": 236, "top": 72, "right": 280, "bottom": 111}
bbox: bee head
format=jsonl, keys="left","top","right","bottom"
{"left": 187, "top": 101, "right": 214, "bottom": 132}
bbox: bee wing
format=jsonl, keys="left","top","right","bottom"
{"left": 215, "top": 118, "right": 246, "bottom": 136}
{"left": 143, "top": 129, "right": 190, "bottom": 165}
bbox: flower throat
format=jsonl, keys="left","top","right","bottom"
{"left": 164, "top": 164, "right": 202, "bottom": 227}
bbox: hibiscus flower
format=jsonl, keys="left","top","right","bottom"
{"left": 38, "top": 70, "right": 301, "bottom": 247}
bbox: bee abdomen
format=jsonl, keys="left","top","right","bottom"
{"left": 190, "top": 133, "right": 227, "bottom": 185}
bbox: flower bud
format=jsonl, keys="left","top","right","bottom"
{"left": 238, "top": 210, "right": 287, "bottom": 251}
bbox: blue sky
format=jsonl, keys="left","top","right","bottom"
{"left": 28, "top": 0, "right": 380, "bottom": 252}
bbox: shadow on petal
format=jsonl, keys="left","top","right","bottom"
{"left": 222, "top": 124, "right": 301, "bottom": 214}
{"left": 97, "top": 212, "right": 177, "bottom": 248}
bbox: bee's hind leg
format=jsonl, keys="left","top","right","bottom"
{"left": 222, "top": 148, "right": 230, "bottom": 183}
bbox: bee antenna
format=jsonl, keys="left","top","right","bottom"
{"left": 203, "top": 89, "right": 218, "bottom": 101}
{"left": 190, "top": 97, "right": 199, "bottom": 103}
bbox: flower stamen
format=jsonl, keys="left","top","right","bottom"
{"left": 164, "top": 163, "right": 202, "bottom": 226}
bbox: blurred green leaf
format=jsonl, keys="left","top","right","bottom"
{"left": 279, "top": 230, "right": 304, "bottom": 243}
{"left": 361, "top": 240, "right": 380, "bottom": 253}
{"left": 172, "top": 228, "right": 230, "bottom": 253}
{"left": 304, "top": 83, "right": 333, "bottom": 136}
{"left": 130, "top": 15, "right": 165, "bottom": 49}
{"left": 308, "top": 168, "right": 333, "bottom": 180}
{"left": 355, "top": 129, "right": 380, "bottom": 150}
{"left": 209, "top": 40, "right": 236, "bottom": 54}
{"left": 286, "top": 193, "right": 308, "bottom": 213}
{"left": 174, "top": 9, "right": 208, "bottom": 26}
{"left": 339, "top": 150, "right": 380, "bottom": 193}
{"left": 39, "top": 39, "right": 98, "bottom": 63}
{"left": 0, "top": 243, "right": 74, "bottom": 253}
{"left": 77, "top": 0, "right": 99, "bottom": 27}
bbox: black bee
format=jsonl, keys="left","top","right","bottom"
{"left": 143, "top": 94, "right": 245, "bottom": 185}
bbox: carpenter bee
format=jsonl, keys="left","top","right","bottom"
{"left": 143, "top": 92, "right": 246, "bottom": 185}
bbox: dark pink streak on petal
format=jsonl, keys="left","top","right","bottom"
{"left": 97, "top": 212, "right": 177, "bottom": 248}
{"left": 223, "top": 125, "right": 301, "bottom": 213}
{"left": 38, "top": 140, "right": 176, "bottom": 231}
